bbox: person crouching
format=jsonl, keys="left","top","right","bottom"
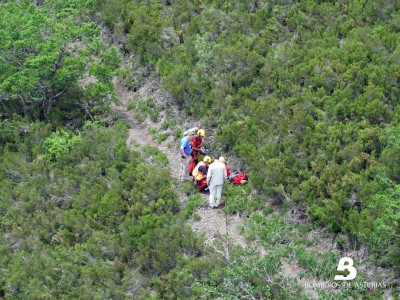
{"left": 192, "top": 156, "right": 212, "bottom": 192}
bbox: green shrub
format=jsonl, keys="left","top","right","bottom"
{"left": 180, "top": 194, "right": 203, "bottom": 220}
{"left": 157, "top": 133, "right": 169, "bottom": 143}
{"left": 262, "top": 206, "right": 273, "bottom": 216}
{"left": 223, "top": 184, "right": 251, "bottom": 214}
{"left": 142, "top": 145, "right": 169, "bottom": 166}
{"left": 43, "top": 130, "right": 82, "bottom": 165}
{"left": 127, "top": 100, "right": 135, "bottom": 110}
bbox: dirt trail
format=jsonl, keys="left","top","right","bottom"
{"left": 112, "top": 105, "right": 181, "bottom": 173}
{"left": 112, "top": 81, "right": 265, "bottom": 252}
{"left": 111, "top": 80, "right": 398, "bottom": 300}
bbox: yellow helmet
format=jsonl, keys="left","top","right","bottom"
{"left": 197, "top": 129, "right": 206, "bottom": 137}
{"left": 203, "top": 156, "right": 212, "bottom": 163}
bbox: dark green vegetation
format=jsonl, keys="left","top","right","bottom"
{"left": 0, "top": 0, "right": 118, "bottom": 122}
{"left": 0, "top": 1, "right": 307, "bottom": 299}
{"left": 0, "top": 118, "right": 201, "bottom": 298}
{"left": 1, "top": 0, "right": 399, "bottom": 299}
{"left": 98, "top": 0, "right": 400, "bottom": 272}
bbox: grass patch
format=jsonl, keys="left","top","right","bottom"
{"left": 134, "top": 111, "right": 146, "bottom": 123}
{"left": 161, "top": 119, "right": 174, "bottom": 130}
{"left": 262, "top": 205, "right": 273, "bottom": 216}
{"left": 180, "top": 194, "right": 203, "bottom": 220}
{"left": 193, "top": 212, "right": 201, "bottom": 221}
{"left": 257, "top": 216, "right": 292, "bottom": 247}
{"left": 157, "top": 133, "right": 169, "bottom": 143}
{"left": 223, "top": 184, "right": 252, "bottom": 215}
{"left": 138, "top": 98, "right": 160, "bottom": 122}
{"left": 174, "top": 128, "right": 183, "bottom": 139}
{"left": 182, "top": 180, "right": 197, "bottom": 196}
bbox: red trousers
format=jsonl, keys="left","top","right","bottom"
{"left": 196, "top": 179, "right": 208, "bottom": 191}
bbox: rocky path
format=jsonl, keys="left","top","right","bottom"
{"left": 111, "top": 80, "right": 265, "bottom": 252}
{"left": 111, "top": 79, "right": 398, "bottom": 300}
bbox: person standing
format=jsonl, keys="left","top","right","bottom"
{"left": 218, "top": 156, "right": 231, "bottom": 179}
{"left": 191, "top": 129, "right": 206, "bottom": 164}
{"left": 207, "top": 155, "right": 227, "bottom": 208}
{"left": 179, "top": 134, "right": 195, "bottom": 181}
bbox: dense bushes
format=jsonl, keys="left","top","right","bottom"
{"left": 1, "top": 0, "right": 399, "bottom": 297}
{"left": 0, "top": 117, "right": 299, "bottom": 298}
{"left": 0, "top": 1, "right": 292, "bottom": 298}
{"left": 0, "top": 118, "right": 205, "bottom": 298}
{"left": 96, "top": 0, "right": 400, "bottom": 269}
{"left": 0, "top": 1, "right": 118, "bottom": 121}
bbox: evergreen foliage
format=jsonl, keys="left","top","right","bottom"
{"left": 96, "top": 0, "right": 400, "bottom": 271}
{"left": 1, "top": 0, "right": 399, "bottom": 298}
{"left": 0, "top": 1, "right": 119, "bottom": 121}
{"left": 0, "top": 118, "right": 203, "bottom": 298}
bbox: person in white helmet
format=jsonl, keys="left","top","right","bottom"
{"left": 178, "top": 133, "right": 195, "bottom": 182}
{"left": 219, "top": 156, "right": 231, "bottom": 179}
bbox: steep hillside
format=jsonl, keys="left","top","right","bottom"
{"left": 111, "top": 58, "right": 398, "bottom": 299}
{"left": 97, "top": 0, "right": 400, "bottom": 274}
{"left": 1, "top": 0, "right": 399, "bottom": 299}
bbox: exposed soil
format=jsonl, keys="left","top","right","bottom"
{"left": 111, "top": 77, "right": 400, "bottom": 300}
{"left": 111, "top": 79, "right": 264, "bottom": 253}
{"left": 99, "top": 28, "right": 399, "bottom": 299}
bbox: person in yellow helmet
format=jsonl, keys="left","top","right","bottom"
{"left": 197, "top": 129, "right": 206, "bottom": 137}
{"left": 192, "top": 155, "right": 212, "bottom": 191}
{"left": 191, "top": 129, "right": 206, "bottom": 164}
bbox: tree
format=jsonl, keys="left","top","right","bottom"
{"left": 0, "top": 1, "right": 119, "bottom": 120}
